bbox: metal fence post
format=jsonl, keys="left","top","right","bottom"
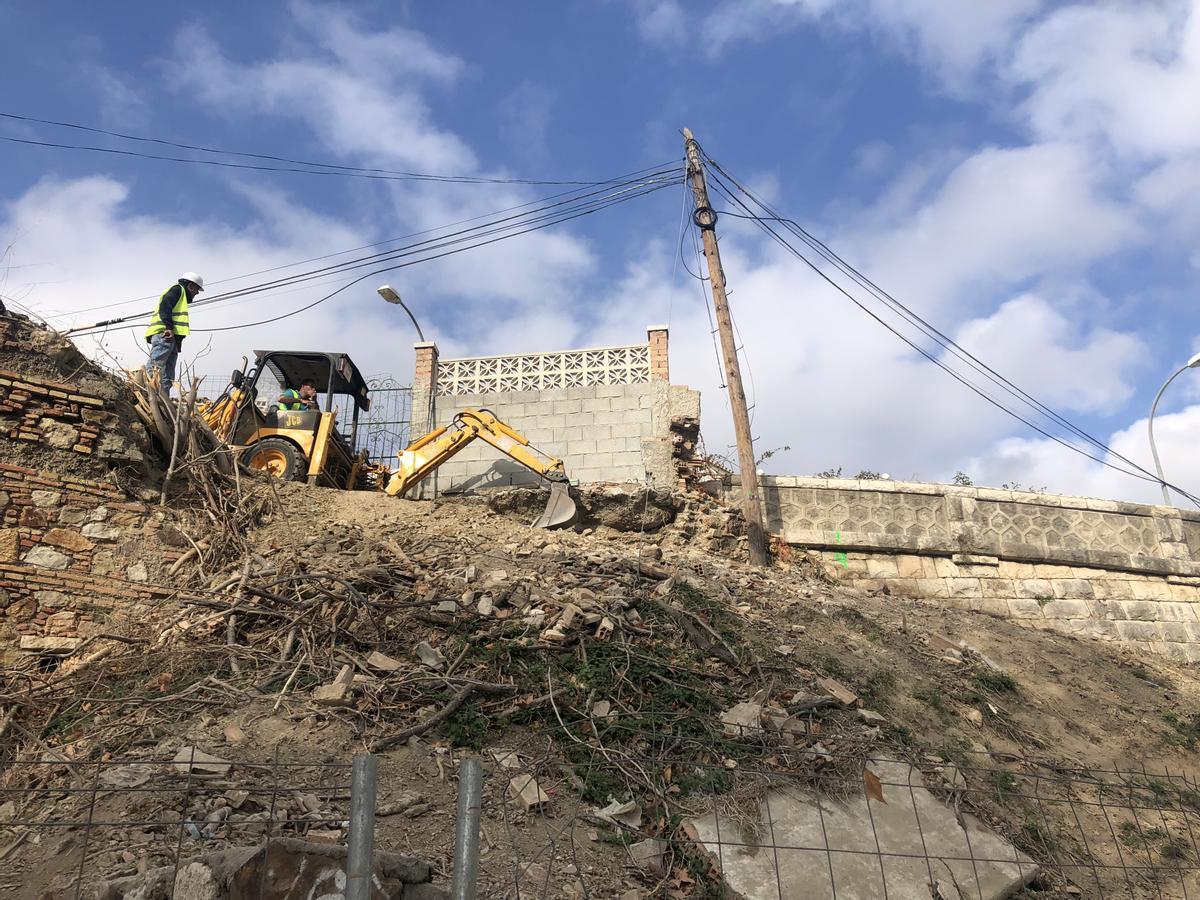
{"left": 451, "top": 757, "right": 483, "bottom": 900}
{"left": 346, "top": 753, "right": 378, "bottom": 900}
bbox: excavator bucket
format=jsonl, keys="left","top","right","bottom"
{"left": 531, "top": 481, "right": 576, "bottom": 529}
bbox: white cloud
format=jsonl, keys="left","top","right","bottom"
{"left": 171, "top": 11, "right": 474, "bottom": 172}
{"left": 954, "top": 294, "right": 1145, "bottom": 415}
{"left": 629, "top": 0, "right": 687, "bottom": 44}
{"left": 964, "top": 400, "right": 1200, "bottom": 504}
{"left": 836, "top": 142, "right": 1135, "bottom": 316}
{"left": 1008, "top": 2, "right": 1200, "bottom": 161}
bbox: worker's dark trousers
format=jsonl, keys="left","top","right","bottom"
{"left": 145, "top": 333, "right": 179, "bottom": 393}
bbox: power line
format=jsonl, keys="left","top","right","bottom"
{"left": 48, "top": 161, "right": 683, "bottom": 319}
{"left": 72, "top": 175, "right": 676, "bottom": 337}
{"left": 0, "top": 111, "right": 636, "bottom": 186}
{"left": 698, "top": 154, "right": 1200, "bottom": 504}
{"left": 66, "top": 168, "right": 680, "bottom": 334}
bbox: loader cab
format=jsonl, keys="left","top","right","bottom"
{"left": 231, "top": 350, "right": 371, "bottom": 488}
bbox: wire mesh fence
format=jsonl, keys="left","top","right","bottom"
{"left": 2, "top": 742, "right": 1199, "bottom": 898}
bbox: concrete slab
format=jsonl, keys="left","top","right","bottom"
{"left": 687, "top": 758, "right": 1036, "bottom": 900}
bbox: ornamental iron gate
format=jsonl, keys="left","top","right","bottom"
{"left": 354, "top": 375, "right": 412, "bottom": 465}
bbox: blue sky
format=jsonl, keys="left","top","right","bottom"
{"left": 2, "top": 0, "right": 1199, "bottom": 503}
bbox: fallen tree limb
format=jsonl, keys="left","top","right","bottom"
{"left": 369, "top": 681, "right": 518, "bottom": 753}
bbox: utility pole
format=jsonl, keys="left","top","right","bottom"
{"left": 683, "top": 128, "right": 769, "bottom": 566}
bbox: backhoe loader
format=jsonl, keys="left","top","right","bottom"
{"left": 385, "top": 408, "right": 576, "bottom": 528}
{"left": 200, "top": 351, "right": 575, "bottom": 527}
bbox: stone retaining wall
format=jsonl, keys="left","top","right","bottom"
{"left": 740, "top": 476, "right": 1200, "bottom": 661}
{"left": 0, "top": 463, "right": 179, "bottom": 665}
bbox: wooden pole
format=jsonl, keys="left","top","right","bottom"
{"left": 683, "top": 129, "right": 769, "bottom": 566}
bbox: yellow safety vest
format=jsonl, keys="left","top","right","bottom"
{"left": 145, "top": 283, "right": 190, "bottom": 339}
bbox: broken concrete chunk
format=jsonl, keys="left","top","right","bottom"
{"left": 508, "top": 774, "right": 550, "bottom": 812}
{"left": 857, "top": 709, "right": 887, "bottom": 724}
{"left": 477, "top": 596, "right": 496, "bottom": 617}
{"left": 593, "top": 798, "right": 642, "bottom": 829}
{"left": 491, "top": 749, "right": 522, "bottom": 770}
{"left": 172, "top": 747, "right": 231, "bottom": 777}
{"left": 595, "top": 616, "right": 615, "bottom": 640}
{"left": 591, "top": 700, "right": 613, "bottom": 720}
{"left": 365, "top": 651, "right": 403, "bottom": 673}
{"left": 557, "top": 603, "right": 582, "bottom": 630}
{"left": 721, "top": 701, "right": 763, "bottom": 737}
{"left": 414, "top": 641, "right": 445, "bottom": 670}
{"left": 311, "top": 682, "right": 354, "bottom": 706}
{"left": 434, "top": 600, "right": 459, "bottom": 614}
{"left": 628, "top": 838, "right": 668, "bottom": 873}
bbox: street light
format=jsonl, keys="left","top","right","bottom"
{"left": 1148, "top": 350, "right": 1200, "bottom": 505}
{"left": 376, "top": 285, "right": 425, "bottom": 341}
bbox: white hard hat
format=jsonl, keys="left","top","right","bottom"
{"left": 179, "top": 272, "right": 205, "bottom": 291}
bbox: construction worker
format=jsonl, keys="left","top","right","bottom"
{"left": 278, "top": 379, "right": 320, "bottom": 411}
{"left": 144, "top": 272, "right": 203, "bottom": 392}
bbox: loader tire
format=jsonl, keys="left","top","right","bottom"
{"left": 242, "top": 438, "right": 304, "bottom": 481}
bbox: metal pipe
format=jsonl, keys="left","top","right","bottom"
{"left": 451, "top": 757, "right": 483, "bottom": 900}
{"left": 346, "top": 753, "right": 378, "bottom": 900}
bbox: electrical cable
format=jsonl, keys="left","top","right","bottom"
{"left": 189, "top": 178, "right": 675, "bottom": 333}
{"left": 48, "top": 161, "right": 683, "bottom": 319}
{"left": 71, "top": 176, "right": 675, "bottom": 336}
{"left": 698, "top": 161, "right": 1200, "bottom": 504}
{"left": 0, "top": 111, "right": 646, "bottom": 186}
{"left": 65, "top": 168, "right": 681, "bottom": 335}
{"left": 701, "top": 152, "right": 1169, "bottom": 482}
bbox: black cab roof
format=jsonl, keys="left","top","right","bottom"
{"left": 253, "top": 350, "right": 371, "bottom": 411}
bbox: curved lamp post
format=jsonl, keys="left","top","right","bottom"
{"left": 376, "top": 285, "right": 425, "bottom": 341}
{"left": 1148, "top": 350, "right": 1200, "bottom": 505}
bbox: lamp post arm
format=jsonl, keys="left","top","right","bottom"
{"left": 1149, "top": 363, "right": 1187, "bottom": 506}
{"left": 395, "top": 297, "right": 425, "bottom": 342}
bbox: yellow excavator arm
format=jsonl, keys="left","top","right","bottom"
{"left": 385, "top": 409, "right": 575, "bottom": 527}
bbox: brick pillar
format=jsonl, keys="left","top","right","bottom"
{"left": 411, "top": 341, "right": 439, "bottom": 435}
{"left": 410, "top": 342, "right": 439, "bottom": 500}
{"left": 647, "top": 325, "right": 669, "bottom": 381}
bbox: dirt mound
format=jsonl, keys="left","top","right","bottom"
{"left": 0, "top": 312, "right": 156, "bottom": 490}
{"left": 4, "top": 478, "right": 1199, "bottom": 897}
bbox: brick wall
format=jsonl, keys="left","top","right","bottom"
{"left": 0, "top": 464, "right": 178, "bottom": 665}
{"left": 739, "top": 476, "right": 1200, "bottom": 661}
{"left": 411, "top": 328, "right": 700, "bottom": 493}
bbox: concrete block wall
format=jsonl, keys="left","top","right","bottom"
{"left": 737, "top": 475, "right": 1200, "bottom": 661}
{"left": 426, "top": 382, "right": 659, "bottom": 490}
{"left": 409, "top": 329, "right": 699, "bottom": 493}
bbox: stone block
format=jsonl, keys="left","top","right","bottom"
{"left": 1115, "top": 620, "right": 1163, "bottom": 642}
{"left": 581, "top": 452, "right": 614, "bottom": 469}
{"left": 0, "top": 528, "right": 18, "bottom": 563}
{"left": 895, "top": 555, "right": 925, "bottom": 578}
{"left": 1159, "top": 622, "right": 1192, "bottom": 643}
{"left": 946, "top": 577, "right": 981, "bottom": 598}
{"left": 1018, "top": 579, "right": 1053, "bottom": 599}
{"left": 81, "top": 522, "right": 120, "bottom": 541}
{"left": 1164, "top": 602, "right": 1199, "bottom": 622}
{"left": 932, "top": 558, "right": 959, "bottom": 578}
{"left": 1051, "top": 579, "right": 1094, "bottom": 600}
{"left": 42, "top": 528, "right": 94, "bottom": 553}
{"left": 907, "top": 580, "right": 945, "bottom": 602}
{"left": 1095, "top": 579, "right": 1134, "bottom": 600}
{"left": 969, "top": 597, "right": 1010, "bottom": 617}
{"left": 1118, "top": 600, "right": 1161, "bottom": 622}
{"left": 24, "top": 546, "right": 70, "bottom": 570}
{"left": 866, "top": 557, "right": 899, "bottom": 578}
{"left": 1008, "top": 598, "right": 1047, "bottom": 619}
{"left": 30, "top": 490, "right": 61, "bottom": 507}
{"left": 551, "top": 399, "right": 582, "bottom": 415}
{"left": 581, "top": 396, "right": 612, "bottom": 413}
{"left": 979, "top": 578, "right": 1016, "bottom": 598}
{"left": 1129, "top": 579, "right": 1169, "bottom": 601}
{"left": 1040, "top": 599, "right": 1089, "bottom": 619}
